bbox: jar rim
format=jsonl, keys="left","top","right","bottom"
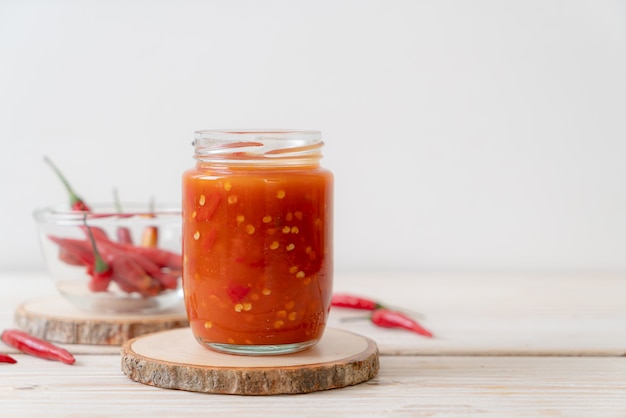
{"left": 33, "top": 203, "right": 181, "bottom": 224}
{"left": 195, "top": 129, "right": 319, "bottom": 134}
{"left": 193, "top": 129, "right": 324, "bottom": 165}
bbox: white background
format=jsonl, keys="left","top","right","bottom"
{"left": 1, "top": 0, "right": 625, "bottom": 274}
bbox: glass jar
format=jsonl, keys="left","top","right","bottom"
{"left": 182, "top": 130, "right": 334, "bottom": 355}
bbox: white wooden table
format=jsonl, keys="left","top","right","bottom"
{"left": 1, "top": 271, "right": 625, "bottom": 417}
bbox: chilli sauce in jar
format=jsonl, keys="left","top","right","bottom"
{"left": 182, "top": 130, "right": 333, "bottom": 355}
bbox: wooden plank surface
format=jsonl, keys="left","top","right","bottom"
{"left": 1, "top": 272, "right": 625, "bottom": 417}
{"left": 331, "top": 272, "right": 626, "bottom": 356}
{"left": 1, "top": 354, "right": 624, "bottom": 417}
{"left": 1, "top": 272, "right": 625, "bottom": 356}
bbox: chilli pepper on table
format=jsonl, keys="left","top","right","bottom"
{"left": 331, "top": 293, "right": 422, "bottom": 317}
{"left": 331, "top": 293, "right": 384, "bottom": 310}
{"left": 371, "top": 308, "right": 433, "bottom": 338}
{"left": 0, "top": 353, "right": 17, "bottom": 364}
{"left": 1, "top": 329, "right": 76, "bottom": 365}
{"left": 333, "top": 293, "right": 434, "bottom": 338}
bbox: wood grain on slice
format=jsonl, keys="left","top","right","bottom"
{"left": 14, "top": 296, "right": 189, "bottom": 345}
{"left": 121, "top": 327, "right": 379, "bottom": 395}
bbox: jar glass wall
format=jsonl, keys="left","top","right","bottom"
{"left": 182, "top": 130, "right": 333, "bottom": 355}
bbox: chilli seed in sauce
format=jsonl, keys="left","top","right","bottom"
{"left": 182, "top": 167, "right": 333, "bottom": 346}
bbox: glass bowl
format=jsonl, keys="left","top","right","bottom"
{"left": 34, "top": 203, "right": 183, "bottom": 314}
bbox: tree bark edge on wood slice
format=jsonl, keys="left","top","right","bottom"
{"left": 14, "top": 297, "right": 189, "bottom": 345}
{"left": 121, "top": 327, "right": 380, "bottom": 395}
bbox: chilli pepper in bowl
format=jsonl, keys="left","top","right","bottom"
{"left": 44, "top": 156, "right": 91, "bottom": 211}
{"left": 42, "top": 157, "right": 182, "bottom": 298}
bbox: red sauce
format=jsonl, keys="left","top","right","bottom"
{"left": 182, "top": 165, "right": 333, "bottom": 346}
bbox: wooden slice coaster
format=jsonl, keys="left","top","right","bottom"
{"left": 14, "top": 296, "right": 189, "bottom": 345}
{"left": 121, "top": 327, "right": 379, "bottom": 395}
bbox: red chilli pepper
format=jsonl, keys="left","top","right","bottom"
{"left": 81, "top": 222, "right": 181, "bottom": 270}
{"left": 0, "top": 353, "right": 17, "bottom": 364}
{"left": 110, "top": 255, "right": 163, "bottom": 296}
{"left": 1, "top": 329, "right": 76, "bottom": 365}
{"left": 83, "top": 218, "right": 114, "bottom": 292}
{"left": 331, "top": 293, "right": 384, "bottom": 310}
{"left": 113, "top": 188, "right": 134, "bottom": 245}
{"left": 92, "top": 237, "right": 177, "bottom": 292}
{"left": 116, "top": 227, "right": 133, "bottom": 245}
{"left": 140, "top": 197, "right": 159, "bottom": 247}
{"left": 84, "top": 223, "right": 159, "bottom": 295}
{"left": 371, "top": 308, "right": 433, "bottom": 338}
{"left": 49, "top": 234, "right": 181, "bottom": 292}
{"left": 49, "top": 236, "right": 95, "bottom": 267}
{"left": 141, "top": 226, "right": 158, "bottom": 247}
{"left": 44, "top": 156, "right": 91, "bottom": 211}
{"left": 116, "top": 244, "right": 182, "bottom": 270}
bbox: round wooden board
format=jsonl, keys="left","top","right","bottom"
{"left": 14, "top": 296, "right": 189, "bottom": 345}
{"left": 121, "top": 327, "right": 379, "bottom": 395}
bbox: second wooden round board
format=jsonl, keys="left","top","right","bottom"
{"left": 121, "top": 327, "right": 379, "bottom": 395}
{"left": 15, "top": 296, "right": 189, "bottom": 345}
